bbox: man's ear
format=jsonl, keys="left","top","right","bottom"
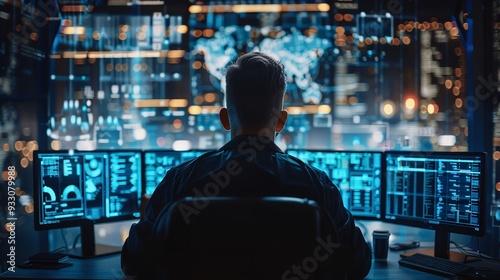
{"left": 275, "top": 110, "right": 288, "bottom": 133}
{"left": 219, "top": 107, "right": 231, "bottom": 131}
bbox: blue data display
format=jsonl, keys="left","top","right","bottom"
{"left": 143, "top": 150, "right": 208, "bottom": 195}
{"left": 287, "top": 150, "right": 382, "bottom": 218}
{"left": 36, "top": 151, "right": 142, "bottom": 226}
{"left": 385, "top": 152, "right": 483, "bottom": 231}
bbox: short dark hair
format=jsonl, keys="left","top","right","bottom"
{"left": 224, "top": 52, "right": 286, "bottom": 130}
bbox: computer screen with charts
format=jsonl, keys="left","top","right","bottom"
{"left": 384, "top": 151, "right": 485, "bottom": 259}
{"left": 286, "top": 149, "right": 383, "bottom": 219}
{"left": 33, "top": 150, "right": 142, "bottom": 257}
{"left": 143, "top": 150, "right": 210, "bottom": 195}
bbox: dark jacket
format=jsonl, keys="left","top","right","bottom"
{"left": 122, "top": 134, "right": 372, "bottom": 279}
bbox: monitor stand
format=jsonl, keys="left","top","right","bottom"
{"left": 401, "top": 230, "right": 479, "bottom": 262}
{"left": 60, "top": 222, "right": 121, "bottom": 259}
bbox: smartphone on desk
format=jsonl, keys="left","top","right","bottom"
{"left": 389, "top": 241, "right": 420, "bottom": 251}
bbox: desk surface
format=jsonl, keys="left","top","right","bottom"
{"left": 1, "top": 250, "right": 498, "bottom": 280}
{"left": 1, "top": 254, "right": 127, "bottom": 280}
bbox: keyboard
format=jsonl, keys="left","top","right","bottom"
{"left": 398, "top": 253, "right": 473, "bottom": 278}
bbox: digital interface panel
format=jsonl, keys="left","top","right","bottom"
{"left": 35, "top": 150, "right": 142, "bottom": 227}
{"left": 384, "top": 152, "right": 483, "bottom": 232}
{"left": 190, "top": 11, "right": 336, "bottom": 106}
{"left": 143, "top": 150, "right": 209, "bottom": 195}
{"left": 287, "top": 149, "right": 382, "bottom": 218}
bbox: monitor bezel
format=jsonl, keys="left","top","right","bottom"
{"left": 382, "top": 150, "right": 486, "bottom": 237}
{"left": 285, "top": 149, "right": 386, "bottom": 220}
{"left": 33, "top": 149, "right": 143, "bottom": 231}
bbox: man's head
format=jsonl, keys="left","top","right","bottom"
{"left": 220, "top": 52, "right": 288, "bottom": 138}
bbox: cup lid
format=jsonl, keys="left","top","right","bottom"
{"left": 372, "top": 230, "right": 390, "bottom": 235}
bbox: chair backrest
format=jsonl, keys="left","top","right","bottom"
{"left": 148, "top": 196, "right": 342, "bottom": 280}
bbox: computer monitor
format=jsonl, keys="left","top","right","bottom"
{"left": 33, "top": 150, "right": 142, "bottom": 258}
{"left": 286, "top": 149, "right": 383, "bottom": 219}
{"left": 143, "top": 150, "right": 210, "bottom": 195}
{"left": 383, "top": 151, "right": 486, "bottom": 259}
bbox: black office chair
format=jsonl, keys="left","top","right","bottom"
{"left": 148, "top": 196, "right": 344, "bottom": 280}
